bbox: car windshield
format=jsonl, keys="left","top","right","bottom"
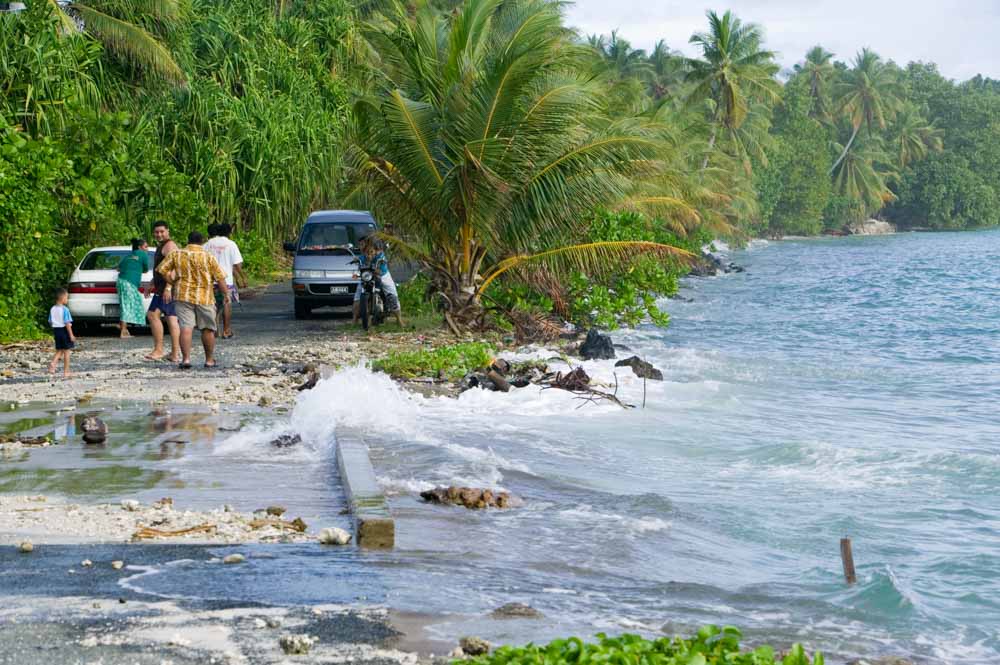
{"left": 79, "top": 250, "right": 154, "bottom": 271}
{"left": 297, "top": 223, "right": 375, "bottom": 254}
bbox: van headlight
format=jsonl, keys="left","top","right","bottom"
{"left": 294, "top": 270, "right": 323, "bottom": 279}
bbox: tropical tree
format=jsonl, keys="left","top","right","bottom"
{"left": 829, "top": 48, "right": 901, "bottom": 173}
{"left": 794, "top": 45, "right": 835, "bottom": 120}
{"left": 685, "top": 9, "right": 780, "bottom": 170}
{"left": 349, "top": 0, "right": 695, "bottom": 327}
{"left": 892, "top": 103, "right": 944, "bottom": 168}
{"left": 589, "top": 31, "right": 652, "bottom": 82}
{"left": 36, "top": 0, "right": 185, "bottom": 84}
{"left": 832, "top": 136, "right": 896, "bottom": 218}
{"left": 647, "top": 39, "right": 687, "bottom": 101}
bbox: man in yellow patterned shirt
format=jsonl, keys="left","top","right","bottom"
{"left": 157, "top": 231, "right": 229, "bottom": 369}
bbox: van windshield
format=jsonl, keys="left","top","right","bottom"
{"left": 297, "top": 223, "right": 375, "bottom": 254}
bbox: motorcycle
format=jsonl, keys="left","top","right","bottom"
{"left": 350, "top": 252, "right": 386, "bottom": 331}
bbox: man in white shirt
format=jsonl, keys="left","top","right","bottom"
{"left": 204, "top": 223, "right": 247, "bottom": 339}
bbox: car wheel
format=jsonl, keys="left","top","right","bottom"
{"left": 294, "top": 302, "right": 311, "bottom": 320}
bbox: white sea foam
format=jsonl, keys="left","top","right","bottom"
{"left": 557, "top": 504, "right": 671, "bottom": 535}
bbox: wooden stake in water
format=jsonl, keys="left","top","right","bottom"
{"left": 840, "top": 537, "right": 857, "bottom": 584}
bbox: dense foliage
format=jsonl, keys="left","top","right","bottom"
{"left": 346, "top": 0, "right": 695, "bottom": 328}
{"left": 460, "top": 626, "right": 823, "bottom": 665}
{"left": 0, "top": 0, "right": 353, "bottom": 340}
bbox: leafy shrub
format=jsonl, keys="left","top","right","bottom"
{"left": 0, "top": 125, "right": 70, "bottom": 341}
{"left": 396, "top": 273, "right": 437, "bottom": 317}
{"left": 490, "top": 211, "right": 706, "bottom": 330}
{"left": 372, "top": 343, "right": 494, "bottom": 381}
{"left": 462, "top": 626, "right": 824, "bottom": 665}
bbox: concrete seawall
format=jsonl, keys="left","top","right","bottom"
{"left": 335, "top": 427, "right": 395, "bottom": 548}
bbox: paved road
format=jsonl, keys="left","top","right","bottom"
{"left": 78, "top": 280, "right": 353, "bottom": 349}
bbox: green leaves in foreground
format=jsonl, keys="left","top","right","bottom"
{"left": 372, "top": 343, "right": 494, "bottom": 381}
{"left": 461, "top": 626, "right": 824, "bottom": 665}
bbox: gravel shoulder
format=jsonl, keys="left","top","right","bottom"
{"left": 0, "top": 282, "right": 459, "bottom": 408}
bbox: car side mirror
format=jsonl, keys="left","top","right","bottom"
{"left": 282, "top": 241, "right": 296, "bottom": 253}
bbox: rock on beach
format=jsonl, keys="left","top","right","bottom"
{"left": 318, "top": 527, "right": 352, "bottom": 545}
{"left": 614, "top": 356, "right": 663, "bottom": 380}
{"left": 279, "top": 634, "right": 315, "bottom": 655}
{"left": 579, "top": 329, "right": 616, "bottom": 360}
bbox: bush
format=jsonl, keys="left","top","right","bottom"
{"left": 462, "top": 626, "right": 824, "bottom": 665}
{"left": 372, "top": 343, "right": 494, "bottom": 381}
{"left": 396, "top": 273, "right": 437, "bottom": 317}
{"left": 489, "top": 211, "right": 706, "bottom": 330}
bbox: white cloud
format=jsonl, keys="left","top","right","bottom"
{"left": 564, "top": 0, "right": 1000, "bottom": 81}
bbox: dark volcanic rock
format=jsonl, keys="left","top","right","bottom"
{"left": 579, "top": 329, "right": 615, "bottom": 360}
{"left": 614, "top": 356, "right": 663, "bottom": 381}
{"left": 270, "top": 434, "right": 301, "bottom": 448}
{"left": 81, "top": 417, "right": 108, "bottom": 444}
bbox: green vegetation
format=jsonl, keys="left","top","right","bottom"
{"left": 347, "top": 0, "right": 694, "bottom": 328}
{"left": 0, "top": 0, "right": 352, "bottom": 341}
{"left": 372, "top": 342, "right": 494, "bottom": 381}
{"left": 460, "top": 627, "right": 823, "bottom": 665}
{"left": 4, "top": 0, "right": 1000, "bottom": 341}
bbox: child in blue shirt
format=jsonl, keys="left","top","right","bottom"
{"left": 48, "top": 287, "right": 76, "bottom": 377}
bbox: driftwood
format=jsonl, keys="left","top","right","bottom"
{"left": 541, "top": 366, "right": 633, "bottom": 409}
{"left": 132, "top": 523, "right": 217, "bottom": 540}
{"left": 0, "top": 434, "right": 52, "bottom": 446}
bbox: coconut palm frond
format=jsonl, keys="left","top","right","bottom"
{"left": 73, "top": 3, "right": 186, "bottom": 83}
{"left": 480, "top": 240, "right": 695, "bottom": 293}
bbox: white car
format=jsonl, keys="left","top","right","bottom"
{"left": 67, "top": 246, "right": 156, "bottom": 331}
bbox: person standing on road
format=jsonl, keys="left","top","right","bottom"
{"left": 116, "top": 238, "right": 150, "bottom": 339}
{"left": 48, "top": 288, "right": 76, "bottom": 378}
{"left": 157, "top": 230, "right": 230, "bottom": 369}
{"left": 146, "top": 222, "right": 181, "bottom": 362}
{"left": 204, "top": 223, "right": 247, "bottom": 339}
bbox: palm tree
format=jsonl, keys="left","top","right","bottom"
{"left": 40, "top": 0, "right": 185, "bottom": 84}
{"left": 893, "top": 103, "right": 943, "bottom": 168}
{"left": 348, "top": 0, "right": 695, "bottom": 327}
{"left": 829, "top": 48, "right": 901, "bottom": 173}
{"left": 794, "top": 45, "right": 834, "bottom": 120}
{"left": 685, "top": 9, "right": 780, "bottom": 170}
{"left": 648, "top": 40, "right": 687, "bottom": 100}
{"left": 832, "top": 136, "right": 897, "bottom": 217}
{"left": 593, "top": 31, "right": 652, "bottom": 82}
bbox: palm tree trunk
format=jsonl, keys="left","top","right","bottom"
{"left": 700, "top": 124, "right": 718, "bottom": 172}
{"left": 830, "top": 124, "right": 860, "bottom": 174}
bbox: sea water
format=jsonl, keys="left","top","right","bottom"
{"left": 96, "top": 231, "right": 1000, "bottom": 663}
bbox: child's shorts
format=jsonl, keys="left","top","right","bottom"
{"left": 53, "top": 328, "right": 75, "bottom": 350}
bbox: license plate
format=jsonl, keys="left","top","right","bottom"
{"left": 329, "top": 286, "right": 349, "bottom": 294}
{"left": 104, "top": 304, "right": 120, "bottom": 317}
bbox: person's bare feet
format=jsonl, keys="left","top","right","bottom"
{"left": 48, "top": 365, "right": 57, "bottom": 375}
{"left": 144, "top": 353, "right": 163, "bottom": 361}
{"left": 62, "top": 372, "right": 73, "bottom": 379}
{"left": 120, "top": 332, "right": 131, "bottom": 339}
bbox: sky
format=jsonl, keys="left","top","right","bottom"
{"left": 564, "top": 0, "right": 1000, "bottom": 82}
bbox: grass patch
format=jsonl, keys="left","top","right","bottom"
{"left": 462, "top": 627, "right": 824, "bottom": 665}
{"left": 372, "top": 342, "right": 494, "bottom": 381}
